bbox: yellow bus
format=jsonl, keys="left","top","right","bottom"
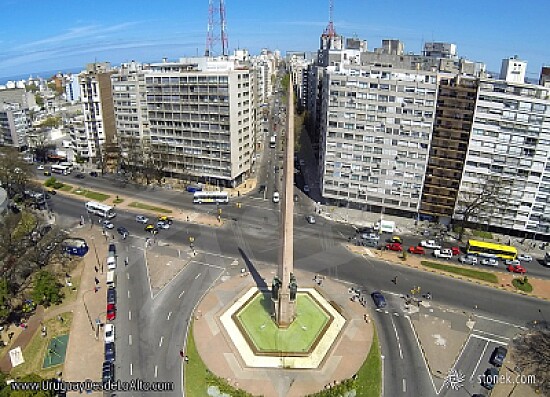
{"left": 466, "top": 239, "right": 517, "bottom": 260}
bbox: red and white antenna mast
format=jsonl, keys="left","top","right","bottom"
{"left": 205, "top": 0, "right": 229, "bottom": 57}
{"left": 322, "top": 0, "right": 336, "bottom": 37}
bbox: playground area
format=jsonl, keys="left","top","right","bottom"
{"left": 42, "top": 334, "right": 69, "bottom": 368}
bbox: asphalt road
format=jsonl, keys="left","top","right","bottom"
{"left": 48, "top": 190, "right": 550, "bottom": 397}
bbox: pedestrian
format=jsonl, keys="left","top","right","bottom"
{"left": 94, "top": 286, "right": 98, "bottom": 293}
{"left": 124, "top": 257, "right": 128, "bottom": 266}
{"left": 94, "top": 266, "right": 98, "bottom": 273}
{"left": 184, "top": 356, "right": 189, "bottom": 363}
{"left": 58, "top": 315, "right": 64, "bottom": 323}
{"left": 392, "top": 276, "right": 398, "bottom": 285}
{"left": 95, "top": 277, "right": 99, "bottom": 285}
{"left": 179, "top": 349, "right": 184, "bottom": 358}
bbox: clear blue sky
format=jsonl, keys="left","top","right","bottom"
{"left": 1, "top": 0, "right": 549, "bottom": 81}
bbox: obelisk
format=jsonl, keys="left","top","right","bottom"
{"left": 274, "top": 74, "right": 297, "bottom": 328}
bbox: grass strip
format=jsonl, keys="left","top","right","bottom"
{"left": 129, "top": 202, "right": 173, "bottom": 214}
{"left": 512, "top": 278, "right": 533, "bottom": 293}
{"left": 421, "top": 261, "right": 498, "bottom": 283}
{"left": 354, "top": 326, "right": 382, "bottom": 397}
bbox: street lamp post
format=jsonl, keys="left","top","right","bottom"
{"left": 90, "top": 237, "right": 102, "bottom": 274}
{"left": 82, "top": 289, "right": 95, "bottom": 332}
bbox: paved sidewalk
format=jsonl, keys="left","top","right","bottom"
{"left": 63, "top": 227, "right": 111, "bottom": 396}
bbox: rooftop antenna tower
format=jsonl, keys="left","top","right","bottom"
{"left": 205, "top": 0, "right": 229, "bottom": 57}
{"left": 323, "top": 0, "right": 336, "bottom": 37}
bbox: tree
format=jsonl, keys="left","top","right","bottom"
{"left": 31, "top": 270, "right": 62, "bottom": 307}
{"left": 454, "top": 176, "right": 512, "bottom": 241}
{"left": 512, "top": 325, "right": 550, "bottom": 395}
{"left": 0, "top": 278, "right": 11, "bottom": 324}
{"left": 0, "top": 148, "right": 33, "bottom": 197}
{"left": 34, "top": 93, "right": 44, "bottom": 108}
{"left": 39, "top": 116, "right": 62, "bottom": 128}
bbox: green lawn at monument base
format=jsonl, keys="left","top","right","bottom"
{"left": 236, "top": 293, "right": 330, "bottom": 353}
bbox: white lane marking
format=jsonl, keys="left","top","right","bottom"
{"left": 194, "top": 272, "right": 201, "bottom": 280}
{"left": 474, "top": 314, "right": 524, "bottom": 329}
{"left": 154, "top": 365, "right": 158, "bottom": 378}
{"left": 471, "top": 333, "right": 510, "bottom": 345}
{"left": 403, "top": 378, "right": 406, "bottom": 393}
{"left": 178, "top": 290, "right": 185, "bottom": 299}
{"left": 405, "top": 315, "right": 438, "bottom": 394}
{"left": 130, "top": 363, "right": 133, "bottom": 376}
{"left": 159, "top": 337, "right": 163, "bottom": 347}
{"left": 128, "top": 334, "right": 132, "bottom": 345}
{"left": 128, "top": 311, "right": 132, "bottom": 321}
{"left": 470, "top": 340, "right": 489, "bottom": 382}
{"left": 167, "top": 311, "right": 172, "bottom": 321}
{"left": 390, "top": 316, "right": 403, "bottom": 360}
{"left": 472, "top": 329, "right": 510, "bottom": 341}
{"left": 127, "top": 273, "right": 130, "bottom": 280}
{"left": 127, "top": 290, "right": 130, "bottom": 299}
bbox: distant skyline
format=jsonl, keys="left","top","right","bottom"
{"left": 1, "top": 0, "right": 549, "bottom": 81}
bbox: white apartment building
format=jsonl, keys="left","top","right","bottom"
{"left": 144, "top": 57, "right": 255, "bottom": 187}
{"left": 456, "top": 71, "right": 550, "bottom": 236}
{"left": 0, "top": 102, "right": 30, "bottom": 149}
{"left": 319, "top": 54, "right": 439, "bottom": 216}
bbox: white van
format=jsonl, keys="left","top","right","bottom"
{"left": 107, "top": 256, "right": 116, "bottom": 270}
{"left": 272, "top": 192, "right": 280, "bottom": 203}
{"left": 106, "top": 271, "right": 116, "bottom": 288}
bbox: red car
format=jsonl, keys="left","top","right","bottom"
{"left": 451, "top": 246, "right": 460, "bottom": 256}
{"left": 386, "top": 242, "right": 403, "bottom": 251}
{"left": 107, "top": 303, "right": 116, "bottom": 321}
{"left": 408, "top": 246, "right": 425, "bottom": 255}
{"left": 507, "top": 264, "right": 527, "bottom": 274}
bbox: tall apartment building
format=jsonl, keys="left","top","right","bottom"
{"left": 0, "top": 102, "right": 29, "bottom": 149}
{"left": 78, "top": 62, "right": 117, "bottom": 166}
{"left": 143, "top": 57, "right": 255, "bottom": 187}
{"left": 455, "top": 64, "right": 550, "bottom": 236}
{"left": 318, "top": 50, "right": 440, "bottom": 217}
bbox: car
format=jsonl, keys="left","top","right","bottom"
{"left": 385, "top": 242, "right": 403, "bottom": 251}
{"left": 480, "top": 257, "right": 499, "bottom": 267}
{"left": 305, "top": 215, "right": 316, "bottom": 224}
{"left": 391, "top": 236, "right": 402, "bottom": 244}
{"left": 144, "top": 224, "right": 158, "bottom": 234}
{"left": 505, "top": 259, "right": 520, "bottom": 266}
{"left": 75, "top": 173, "right": 85, "bottom": 179}
{"left": 47, "top": 189, "right": 57, "bottom": 195}
{"left": 481, "top": 367, "right": 499, "bottom": 390}
{"left": 258, "top": 184, "right": 266, "bottom": 194}
{"left": 90, "top": 171, "right": 99, "bottom": 177}
{"left": 507, "top": 264, "right": 527, "bottom": 274}
{"left": 102, "top": 220, "right": 114, "bottom": 230}
{"left": 104, "top": 341, "right": 116, "bottom": 362}
{"left": 156, "top": 221, "right": 170, "bottom": 229}
{"left": 104, "top": 324, "right": 115, "bottom": 343}
{"left": 434, "top": 249, "right": 453, "bottom": 259}
{"left": 136, "top": 215, "right": 149, "bottom": 224}
{"left": 102, "top": 361, "right": 114, "bottom": 384}
{"left": 116, "top": 226, "right": 129, "bottom": 237}
{"left": 356, "top": 226, "right": 375, "bottom": 235}
{"left": 299, "top": 159, "right": 305, "bottom": 167}
{"left": 107, "top": 287, "right": 116, "bottom": 304}
{"left": 303, "top": 184, "right": 310, "bottom": 193}
{"left": 490, "top": 346, "right": 508, "bottom": 367}
{"left": 356, "top": 239, "right": 378, "bottom": 248}
{"left": 451, "top": 246, "right": 461, "bottom": 256}
{"left": 107, "top": 256, "right": 116, "bottom": 271}
{"left": 420, "top": 240, "right": 442, "bottom": 249}
{"left": 37, "top": 165, "right": 44, "bottom": 170}
{"left": 274, "top": 165, "right": 279, "bottom": 173}
{"left": 158, "top": 216, "right": 172, "bottom": 224}
{"left": 517, "top": 254, "right": 533, "bottom": 262}
{"left": 408, "top": 246, "right": 426, "bottom": 255}
{"left": 459, "top": 255, "right": 478, "bottom": 265}
{"left": 371, "top": 291, "right": 387, "bottom": 308}
{"left": 9, "top": 203, "right": 21, "bottom": 214}
{"left": 106, "top": 303, "right": 116, "bottom": 321}
{"left": 108, "top": 243, "right": 116, "bottom": 255}
{"left": 43, "top": 170, "right": 51, "bottom": 176}
{"left": 186, "top": 184, "right": 202, "bottom": 193}
{"left": 361, "top": 233, "right": 379, "bottom": 241}
{"left": 272, "top": 192, "right": 280, "bottom": 203}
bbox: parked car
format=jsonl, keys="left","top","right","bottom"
{"left": 116, "top": 227, "right": 129, "bottom": 237}
{"left": 104, "top": 342, "right": 116, "bottom": 362}
{"left": 90, "top": 171, "right": 99, "bottom": 177}
{"left": 391, "top": 236, "right": 402, "bottom": 244}
{"left": 303, "top": 184, "right": 310, "bottom": 193}
{"left": 136, "top": 215, "right": 149, "bottom": 224}
{"left": 75, "top": 173, "right": 85, "bottom": 179}
{"left": 108, "top": 243, "right": 116, "bottom": 255}
{"left": 106, "top": 303, "right": 116, "bottom": 321}
{"left": 371, "top": 291, "right": 387, "bottom": 308}
{"left": 507, "top": 264, "right": 527, "bottom": 274}
{"left": 258, "top": 184, "right": 266, "bottom": 194}
{"left": 434, "top": 249, "right": 453, "bottom": 259}
{"left": 102, "top": 220, "right": 114, "bottom": 230}
{"left": 356, "top": 239, "right": 378, "bottom": 248}
{"left": 408, "top": 246, "right": 426, "bottom": 255}
{"left": 420, "top": 240, "right": 441, "bottom": 249}
{"left": 102, "top": 361, "right": 115, "bottom": 384}
{"left": 37, "top": 165, "right": 44, "bottom": 170}
{"left": 450, "top": 246, "right": 461, "bottom": 256}
{"left": 43, "top": 171, "right": 51, "bottom": 176}
{"left": 385, "top": 242, "right": 403, "bottom": 251}
{"left": 459, "top": 255, "right": 478, "bottom": 265}
{"left": 107, "top": 256, "right": 116, "bottom": 271}
{"left": 104, "top": 324, "right": 115, "bottom": 343}
{"left": 481, "top": 367, "right": 499, "bottom": 390}
{"left": 107, "top": 287, "right": 116, "bottom": 305}
{"left": 186, "top": 184, "right": 203, "bottom": 193}
{"left": 489, "top": 346, "right": 508, "bottom": 367}
{"left": 361, "top": 233, "right": 379, "bottom": 241}
{"left": 305, "top": 215, "right": 316, "bottom": 224}
{"left": 356, "top": 227, "right": 375, "bottom": 235}
{"left": 505, "top": 259, "right": 520, "bottom": 266}
{"left": 272, "top": 192, "right": 280, "bottom": 203}
{"left": 517, "top": 254, "right": 533, "bottom": 262}
{"left": 299, "top": 159, "right": 305, "bottom": 167}
{"left": 480, "top": 258, "right": 499, "bottom": 267}
{"left": 47, "top": 189, "right": 57, "bottom": 195}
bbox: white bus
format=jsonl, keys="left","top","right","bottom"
{"left": 59, "top": 162, "right": 74, "bottom": 171}
{"left": 85, "top": 201, "right": 116, "bottom": 218}
{"left": 193, "top": 191, "right": 229, "bottom": 204}
{"left": 51, "top": 164, "right": 71, "bottom": 175}
{"left": 270, "top": 136, "right": 276, "bottom": 148}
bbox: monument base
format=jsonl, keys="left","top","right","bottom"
{"left": 272, "top": 297, "right": 296, "bottom": 328}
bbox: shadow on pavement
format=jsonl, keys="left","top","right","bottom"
{"left": 238, "top": 247, "right": 268, "bottom": 290}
